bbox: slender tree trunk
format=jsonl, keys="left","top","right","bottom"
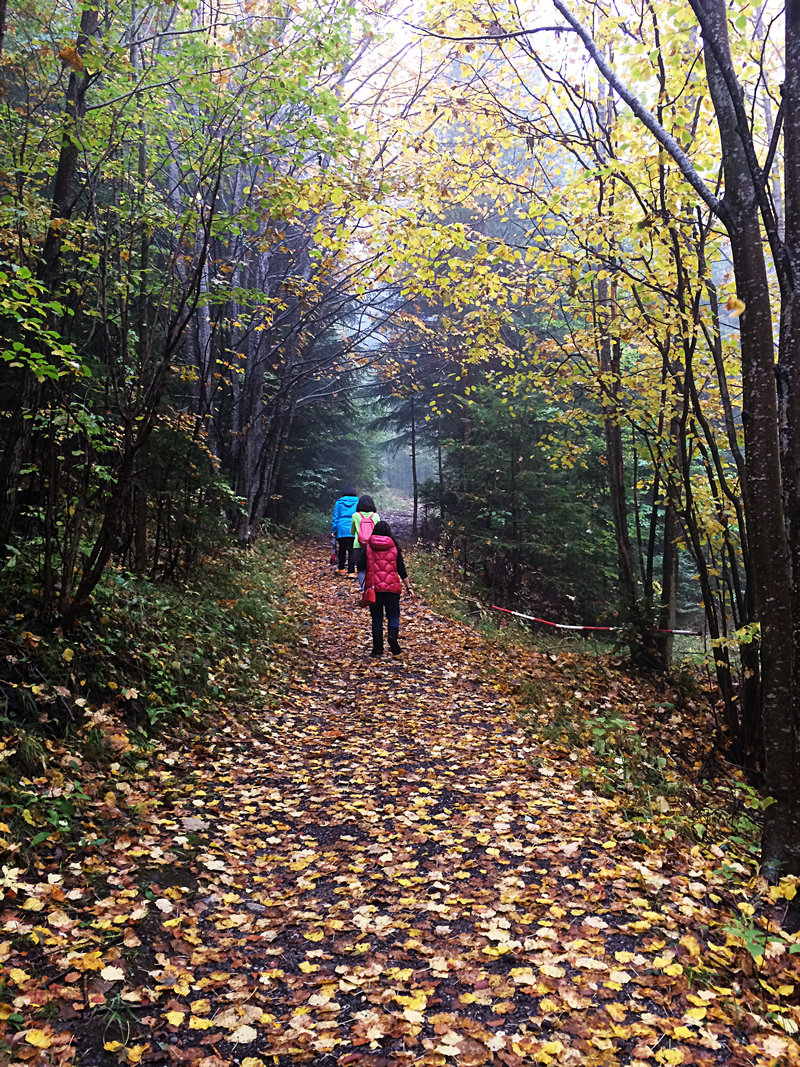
{"left": 596, "top": 284, "right": 638, "bottom": 617}
{"left": 410, "top": 397, "right": 418, "bottom": 538}
{"left": 778, "top": 0, "right": 800, "bottom": 873}
{"left": 0, "top": 0, "right": 8, "bottom": 57}
{"left": 656, "top": 497, "right": 679, "bottom": 668}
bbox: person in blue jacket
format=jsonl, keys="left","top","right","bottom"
{"left": 331, "top": 486, "right": 359, "bottom": 576}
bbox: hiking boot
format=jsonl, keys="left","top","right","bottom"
{"left": 370, "top": 647, "right": 383, "bottom": 658}
{"left": 337, "top": 568, "right": 345, "bottom": 575}
{"left": 388, "top": 635, "right": 402, "bottom": 656}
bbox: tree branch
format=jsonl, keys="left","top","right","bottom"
{"left": 550, "top": 0, "right": 730, "bottom": 226}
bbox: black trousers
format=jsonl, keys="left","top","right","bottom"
{"left": 369, "top": 591, "right": 400, "bottom": 649}
{"left": 337, "top": 536, "right": 355, "bottom": 572}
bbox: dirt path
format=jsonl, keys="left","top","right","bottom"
{"left": 13, "top": 542, "right": 795, "bottom": 1065}
{"left": 124, "top": 542, "right": 789, "bottom": 1067}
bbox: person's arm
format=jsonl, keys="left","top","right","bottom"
{"left": 395, "top": 547, "right": 414, "bottom": 596}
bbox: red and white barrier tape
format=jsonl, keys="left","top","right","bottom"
{"left": 490, "top": 605, "right": 701, "bottom": 636}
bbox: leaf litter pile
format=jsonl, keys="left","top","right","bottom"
{"left": 3, "top": 543, "right": 800, "bottom": 1065}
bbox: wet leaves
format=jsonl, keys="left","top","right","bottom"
{"left": 1, "top": 544, "right": 800, "bottom": 1063}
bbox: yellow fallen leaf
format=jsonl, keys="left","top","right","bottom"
{"left": 679, "top": 934, "right": 701, "bottom": 957}
{"left": 189, "top": 1016, "right": 215, "bottom": 1030}
{"left": 395, "top": 991, "right": 427, "bottom": 1010}
{"left": 62, "top": 648, "right": 74, "bottom": 662}
{"left": 299, "top": 961, "right": 318, "bottom": 974}
{"left": 664, "top": 963, "right": 683, "bottom": 977}
{"left": 230, "top": 1023, "right": 258, "bottom": 1043}
{"left": 541, "top": 964, "right": 566, "bottom": 978}
{"left": 165, "top": 1010, "right": 185, "bottom": 1026}
{"left": 655, "top": 1049, "right": 685, "bottom": 1065}
{"left": 242, "top": 1059, "right": 267, "bottom": 1067}
{"left": 685, "top": 1006, "right": 706, "bottom": 1020}
{"left": 303, "top": 930, "right": 324, "bottom": 942}
{"left": 25, "top": 1030, "right": 53, "bottom": 1049}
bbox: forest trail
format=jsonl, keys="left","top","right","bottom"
{"left": 5, "top": 543, "right": 797, "bottom": 1066}
{"left": 111, "top": 542, "right": 784, "bottom": 1067}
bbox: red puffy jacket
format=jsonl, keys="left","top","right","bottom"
{"left": 365, "top": 535, "right": 402, "bottom": 593}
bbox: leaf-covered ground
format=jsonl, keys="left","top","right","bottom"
{"left": 3, "top": 542, "right": 800, "bottom": 1065}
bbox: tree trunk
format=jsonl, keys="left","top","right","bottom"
{"left": 694, "top": 0, "right": 795, "bottom": 876}
{"left": 410, "top": 397, "right": 418, "bottom": 538}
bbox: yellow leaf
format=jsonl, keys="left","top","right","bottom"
{"left": 299, "top": 961, "right": 318, "bottom": 974}
{"left": 664, "top": 963, "right": 683, "bottom": 977}
{"left": 685, "top": 1006, "right": 706, "bottom": 1020}
{"left": 189, "top": 1016, "right": 215, "bottom": 1030}
{"left": 230, "top": 1024, "right": 257, "bottom": 1043}
{"left": 104, "top": 1041, "right": 124, "bottom": 1052}
{"left": 165, "top": 1010, "right": 185, "bottom": 1026}
{"left": 303, "top": 930, "right": 324, "bottom": 941}
{"left": 25, "top": 1029, "right": 53, "bottom": 1049}
{"left": 726, "top": 295, "right": 746, "bottom": 318}
{"left": 655, "top": 1049, "right": 685, "bottom": 1065}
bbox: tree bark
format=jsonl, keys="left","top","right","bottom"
{"left": 694, "top": 0, "right": 795, "bottom": 877}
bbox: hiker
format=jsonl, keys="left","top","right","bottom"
{"left": 351, "top": 495, "right": 380, "bottom": 589}
{"left": 358, "top": 520, "right": 414, "bottom": 657}
{"left": 331, "top": 486, "right": 359, "bottom": 576}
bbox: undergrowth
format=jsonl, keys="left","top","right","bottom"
{"left": 0, "top": 533, "right": 303, "bottom": 853}
{"left": 408, "top": 542, "right": 766, "bottom": 863}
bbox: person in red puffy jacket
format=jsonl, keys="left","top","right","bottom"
{"left": 358, "top": 520, "right": 414, "bottom": 657}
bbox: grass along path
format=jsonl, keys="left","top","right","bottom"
{"left": 3, "top": 541, "right": 798, "bottom": 1065}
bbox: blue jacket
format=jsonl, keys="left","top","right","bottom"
{"left": 331, "top": 495, "right": 359, "bottom": 538}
